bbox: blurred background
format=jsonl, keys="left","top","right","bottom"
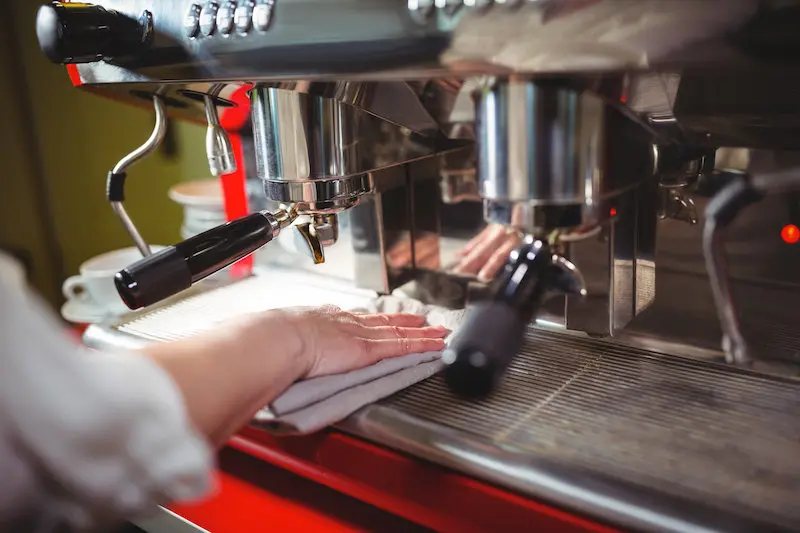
{"left": 0, "top": 1, "right": 212, "bottom": 308}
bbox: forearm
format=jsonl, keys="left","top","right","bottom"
{"left": 0, "top": 275, "right": 214, "bottom": 530}
{"left": 143, "top": 312, "right": 305, "bottom": 447}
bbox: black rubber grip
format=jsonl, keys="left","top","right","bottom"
{"left": 443, "top": 303, "right": 527, "bottom": 398}
{"left": 106, "top": 171, "right": 127, "bottom": 202}
{"left": 115, "top": 247, "right": 191, "bottom": 310}
{"left": 115, "top": 212, "right": 275, "bottom": 310}
{"left": 36, "top": 2, "right": 144, "bottom": 64}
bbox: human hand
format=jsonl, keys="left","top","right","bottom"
{"left": 146, "top": 304, "right": 448, "bottom": 446}
{"left": 452, "top": 224, "right": 521, "bottom": 282}
{"left": 274, "top": 305, "right": 449, "bottom": 379}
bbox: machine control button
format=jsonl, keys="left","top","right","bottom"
{"left": 184, "top": 4, "right": 202, "bottom": 38}
{"left": 199, "top": 2, "right": 219, "bottom": 37}
{"left": 217, "top": 1, "right": 236, "bottom": 35}
{"left": 253, "top": 0, "right": 276, "bottom": 32}
{"left": 234, "top": 1, "right": 254, "bottom": 34}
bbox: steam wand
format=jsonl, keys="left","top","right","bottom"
{"left": 703, "top": 168, "right": 800, "bottom": 365}
{"left": 106, "top": 94, "right": 167, "bottom": 257}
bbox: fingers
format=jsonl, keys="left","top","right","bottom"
{"left": 458, "top": 224, "right": 503, "bottom": 258}
{"left": 453, "top": 226, "right": 510, "bottom": 276}
{"left": 361, "top": 337, "right": 447, "bottom": 363}
{"left": 386, "top": 242, "right": 413, "bottom": 268}
{"left": 358, "top": 324, "right": 449, "bottom": 340}
{"left": 357, "top": 313, "right": 427, "bottom": 327}
{"left": 477, "top": 233, "right": 520, "bottom": 282}
{"left": 386, "top": 235, "right": 441, "bottom": 269}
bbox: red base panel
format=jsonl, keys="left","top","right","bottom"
{"left": 170, "top": 427, "right": 619, "bottom": 533}
{"left": 169, "top": 448, "right": 429, "bottom": 532}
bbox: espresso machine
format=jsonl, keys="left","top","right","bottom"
{"left": 36, "top": 1, "right": 800, "bottom": 531}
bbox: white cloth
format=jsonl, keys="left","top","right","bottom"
{"left": 0, "top": 253, "right": 212, "bottom": 532}
{"left": 253, "top": 296, "right": 466, "bottom": 435}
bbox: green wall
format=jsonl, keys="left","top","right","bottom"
{"left": 0, "top": 1, "right": 212, "bottom": 307}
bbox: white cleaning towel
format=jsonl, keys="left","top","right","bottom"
{"left": 252, "top": 296, "right": 465, "bottom": 435}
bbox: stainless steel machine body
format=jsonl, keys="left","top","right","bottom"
{"left": 37, "top": 0, "right": 800, "bottom": 530}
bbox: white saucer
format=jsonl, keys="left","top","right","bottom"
{"left": 61, "top": 299, "right": 114, "bottom": 324}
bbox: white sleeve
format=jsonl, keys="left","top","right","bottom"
{"left": 0, "top": 272, "right": 213, "bottom": 531}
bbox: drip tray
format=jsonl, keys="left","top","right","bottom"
{"left": 84, "top": 275, "right": 800, "bottom": 533}
{"left": 364, "top": 330, "right": 800, "bottom": 531}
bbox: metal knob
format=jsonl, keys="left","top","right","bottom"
{"left": 36, "top": 2, "right": 152, "bottom": 64}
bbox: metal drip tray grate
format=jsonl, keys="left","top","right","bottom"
{"left": 383, "top": 329, "right": 800, "bottom": 528}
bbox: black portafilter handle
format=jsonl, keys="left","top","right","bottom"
{"left": 114, "top": 211, "right": 282, "bottom": 310}
{"left": 444, "top": 239, "right": 586, "bottom": 398}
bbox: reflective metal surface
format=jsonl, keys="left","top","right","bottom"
{"left": 250, "top": 86, "right": 364, "bottom": 211}
{"left": 349, "top": 325, "right": 800, "bottom": 532}
{"left": 62, "top": 1, "right": 800, "bottom": 149}
{"left": 132, "top": 507, "right": 210, "bottom": 533}
{"left": 68, "top": 1, "right": 758, "bottom": 78}
{"left": 349, "top": 161, "right": 442, "bottom": 295}
{"left": 476, "top": 79, "right": 657, "bottom": 233}
{"left": 250, "top": 85, "right": 463, "bottom": 216}
{"left": 203, "top": 84, "right": 236, "bottom": 176}
{"left": 262, "top": 174, "right": 372, "bottom": 213}
{"left": 564, "top": 176, "right": 659, "bottom": 335}
{"left": 82, "top": 270, "right": 800, "bottom": 533}
{"left": 476, "top": 80, "right": 606, "bottom": 229}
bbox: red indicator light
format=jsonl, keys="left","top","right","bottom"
{"left": 781, "top": 224, "right": 800, "bottom": 244}
{"left": 609, "top": 207, "right": 617, "bottom": 217}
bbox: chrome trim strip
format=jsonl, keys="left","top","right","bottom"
{"left": 131, "top": 507, "right": 210, "bottom": 533}
{"left": 336, "top": 406, "right": 789, "bottom": 533}
{"left": 83, "top": 323, "right": 152, "bottom": 351}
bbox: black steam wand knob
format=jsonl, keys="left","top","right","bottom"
{"left": 443, "top": 237, "right": 587, "bottom": 398}
{"left": 36, "top": 2, "right": 152, "bottom": 64}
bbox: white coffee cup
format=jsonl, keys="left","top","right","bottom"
{"left": 62, "top": 246, "right": 165, "bottom": 316}
{"left": 168, "top": 179, "right": 226, "bottom": 239}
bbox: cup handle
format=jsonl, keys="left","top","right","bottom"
{"left": 62, "top": 275, "right": 89, "bottom": 302}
